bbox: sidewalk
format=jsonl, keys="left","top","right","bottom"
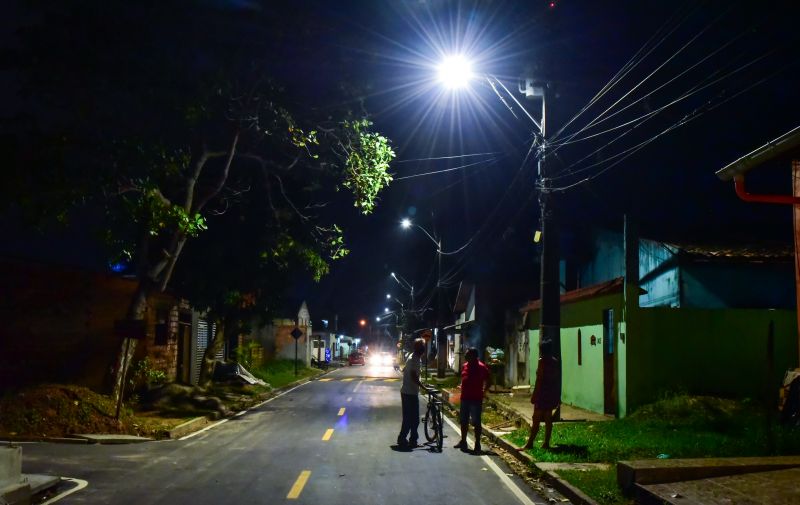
{"left": 489, "top": 389, "right": 611, "bottom": 424}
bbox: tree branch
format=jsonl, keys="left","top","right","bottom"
{"left": 193, "top": 131, "right": 241, "bottom": 213}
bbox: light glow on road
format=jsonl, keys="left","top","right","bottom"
{"left": 286, "top": 470, "right": 311, "bottom": 500}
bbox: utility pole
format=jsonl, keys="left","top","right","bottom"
{"left": 437, "top": 237, "right": 448, "bottom": 378}
{"left": 534, "top": 85, "right": 562, "bottom": 368}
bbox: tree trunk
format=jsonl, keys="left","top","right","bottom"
{"left": 198, "top": 318, "right": 226, "bottom": 388}
{"left": 111, "top": 278, "right": 151, "bottom": 406}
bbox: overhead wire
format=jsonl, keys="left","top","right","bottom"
{"left": 550, "top": 0, "right": 700, "bottom": 142}
{"left": 392, "top": 156, "right": 503, "bottom": 181}
{"left": 549, "top": 57, "right": 800, "bottom": 193}
{"left": 394, "top": 151, "right": 502, "bottom": 163}
{"left": 550, "top": 47, "right": 780, "bottom": 181}
{"left": 547, "top": 21, "right": 753, "bottom": 149}
{"left": 551, "top": 5, "right": 730, "bottom": 154}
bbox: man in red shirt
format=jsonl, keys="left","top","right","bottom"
{"left": 454, "top": 347, "right": 491, "bottom": 454}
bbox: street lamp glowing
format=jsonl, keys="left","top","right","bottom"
{"left": 437, "top": 55, "right": 473, "bottom": 89}
{"left": 375, "top": 317, "right": 380, "bottom": 322}
{"left": 359, "top": 319, "right": 366, "bottom": 327}
{"left": 400, "top": 218, "right": 412, "bottom": 229}
{"left": 384, "top": 307, "right": 389, "bottom": 313}
{"left": 386, "top": 293, "right": 391, "bottom": 299}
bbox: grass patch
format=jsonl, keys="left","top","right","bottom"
{"left": 250, "top": 359, "right": 319, "bottom": 388}
{"left": 430, "top": 375, "right": 461, "bottom": 389}
{"left": 556, "top": 468, "right": 632, "bottom": 505}
{"left": 505, "top": 395, "right": 800, "bottom": 463}
{"left": 505, "top": 395, "right": 800, "bottom": 505}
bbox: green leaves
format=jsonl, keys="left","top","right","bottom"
{"left": 342, "top": 119, "right": 395, "bottom": 214}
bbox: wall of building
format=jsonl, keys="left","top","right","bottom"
{"left": 0, "top": 259, "right": 180, "bottom": 393}
{"left": 627, "top": 307, "right": 798, "bottom": 412}
{"left": 681, "top": 261, "right": 795, "bottom": 309}
{"left": 526, "top": 291, "right": 626, "bottom": 416}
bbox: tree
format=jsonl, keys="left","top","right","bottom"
{"left": 4, "top": 1, "right": 395, "bottom": 399}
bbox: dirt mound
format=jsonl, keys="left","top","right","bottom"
{"left": 0, "top": 384, "right": 132, "bottom": 437}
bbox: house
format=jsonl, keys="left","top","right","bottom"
{"left": 0, "top": 258, "right": 215, "bottom": 392}
{"left": 243, "top": 301, "right": 314, "bottom": 366}
{"left": 519, "top": 219, "right": 798, "bottom": 417}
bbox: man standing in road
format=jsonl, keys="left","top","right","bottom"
{"left": 397, "top": 338, "right": 426, "bottom": 448}
{"left": 454, "top": 347, "right": 491, "bottom": 454}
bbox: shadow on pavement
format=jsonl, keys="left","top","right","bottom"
{"left": 390, "top": 444, "right": 412, "bottom": 452}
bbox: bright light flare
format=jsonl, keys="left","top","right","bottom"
{"left": 400, "top": 218, "right": 412, "bottom": 229}
{"left": 437, "top": 55, "right": 473, "bottom": 89}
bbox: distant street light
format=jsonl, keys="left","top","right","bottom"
{"left": 359, "top": 319, "right": 366, "bottom": 327}
{"left": 386, "top": 293, "right": 391, "bottom": 299}
{"left": 384, "top": 307, "right": 390, "bottom": 313}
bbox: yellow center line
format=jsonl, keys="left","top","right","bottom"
{"left": 342, "top": 378, "right": 354, "bottom": 382}
{"left": 338, "top": 407, "right": 346, "bottom": 416}
{"left": 365, "top": 378, "right": 378, "bottom": 381}
{"left": 384, "top": 378, "right": 399, "bottom": 382}
{"left": 318, "top": 378, "right": 332, "bottom": 382}
{"left": 322, "top": 428, "right": 334, "bottom": 441}
{"left": 287, "top": 470, "right": 311, "bottom": 499}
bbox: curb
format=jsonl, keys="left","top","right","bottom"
{"left": 483, "top": 431, "right": 600, "bottom": 505}
{"left": 167, "top": 417, "right": 210, "bottom": 439}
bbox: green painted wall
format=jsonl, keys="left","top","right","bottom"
{"left": 627, "top": 307, "right": 798, "bottom": 411}
{"left": 527, "top": 292, "right": 627, "bottom": 416}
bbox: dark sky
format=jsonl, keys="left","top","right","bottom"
{"left": 285, "top": 0, "right": 800, "bottom": 331}
{"left": 3, "top": 0, "right": 799, "bottom": 334}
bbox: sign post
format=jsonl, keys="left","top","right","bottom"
{"left": 291, "top": 327, "right": 303, "bottom": 376}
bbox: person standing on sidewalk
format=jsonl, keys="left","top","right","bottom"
{"left": 397, "top": 338, "right": 426, "bottom": 449}
{"left": 519, "top": 340, "right": 561, "bottom": 450}
{"left": 454, "top": 347, "right": 491, "bottom": 454}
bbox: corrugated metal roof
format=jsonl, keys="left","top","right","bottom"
{"left": 519, "top": 277, "right": 645, "bottom": 313}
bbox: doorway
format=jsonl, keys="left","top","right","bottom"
{"left": 602, "top": 309, "right": 617, "bottom": 416}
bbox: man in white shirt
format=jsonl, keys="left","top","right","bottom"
{"left": 397, "top": 338, "right": 426, "bottom": 448}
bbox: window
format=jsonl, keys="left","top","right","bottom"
{"left": 577, "top": 329, "right": 582, "bottom": 366}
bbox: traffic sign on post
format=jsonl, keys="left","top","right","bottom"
{"left": 291, "top": 327, "right": 303, "bottom": 376}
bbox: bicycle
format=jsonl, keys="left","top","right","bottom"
{"left": 421, "top": 385, "right": 444, "bottom": 451}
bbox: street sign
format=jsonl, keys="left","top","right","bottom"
{"left": 290, "top": 327, "right": 303, "bottom": 340}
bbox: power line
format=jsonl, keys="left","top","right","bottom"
{"left": 393, "top": 156, "right": 503, "bottom": 181}
{"left": 394, "top": 151, "right": 502, "bottom": 163}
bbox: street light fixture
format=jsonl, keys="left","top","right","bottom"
{"left": 431, "top": 57, "right": 561, "bottom": 365}
{"left": 437, "top": 54, "right": 473, "bottom": 89}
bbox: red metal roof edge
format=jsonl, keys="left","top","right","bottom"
{"left": 519, "top": 277, "right": 644, "bottom": 313}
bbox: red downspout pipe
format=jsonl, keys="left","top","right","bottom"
{"left": 734, "top": 176, "right": 800, "bottom": 205}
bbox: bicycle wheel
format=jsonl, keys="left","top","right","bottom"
{"left": 423, "top": 403, "right": 437, "bottom": 442}
{"left": 434, "top": 404, "right": 444, "bottom": 451}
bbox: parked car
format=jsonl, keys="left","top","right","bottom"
{"left": 348, "top": 351, "right": 365, "bottom": 366}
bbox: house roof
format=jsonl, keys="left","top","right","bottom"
{"left": 453, "top": 281, "right": 474, "bottom": 313}
{"left": 666, "top": 242, "right": 793, "bottom": 261}
{"left": 519, "top": 277, "right": 646, "bottom": 313}
{"left": 716, "top": 125, "right": 800, "bottom": 180}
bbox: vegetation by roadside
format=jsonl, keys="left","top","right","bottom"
{"left": 556, "top": 467, "right": 629, "bottom": 505}
{"left": 0, "top": 359, "right": 324, "bottom": 440}
{"left": 249, "top": 359, "right": 321, "bottom": 389}
{"left": 504, "top": 395, "right": 800, "bottom": 505}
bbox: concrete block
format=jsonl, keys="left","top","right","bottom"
{"left": 0, "top": 445, "right": 22, "bottom": 488}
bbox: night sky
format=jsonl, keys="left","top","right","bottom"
{"left": 3, "top": 0, "right": 799, "bottom": 335}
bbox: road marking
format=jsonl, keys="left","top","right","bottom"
{"left": 319, "top": 378, "right": 332, "bottom": 382}
{"left": 342, "top": 378, "right": 354, "bottom": 382}
{"left": 286, "top": 470, "right": 311, "bottom": 499}
{"left": 384, "top": 378, "right": 399, "bottom": 382}
{"left": 322, "top": 428, "right": 334, "bottom": 441}
{"left": 179, "top": 382, "right": 309, "bottom": 441}
{"left": 365, "top": 377, "right": 378, "bottom": 381}
{"left": 346, "top": 397, "right": 352, "bottom": 402}
{"left": 40, "top": 477, "right": 88, "bottom": 504}
{"left": 338, "top": 407, "right": 346, "bottom": 416}
{"left": 440, "top": 413, "right": 536, "bottom": 505}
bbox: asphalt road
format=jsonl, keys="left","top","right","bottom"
{"left": 21, "top": 364, "right": 548, "bottom": 504}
